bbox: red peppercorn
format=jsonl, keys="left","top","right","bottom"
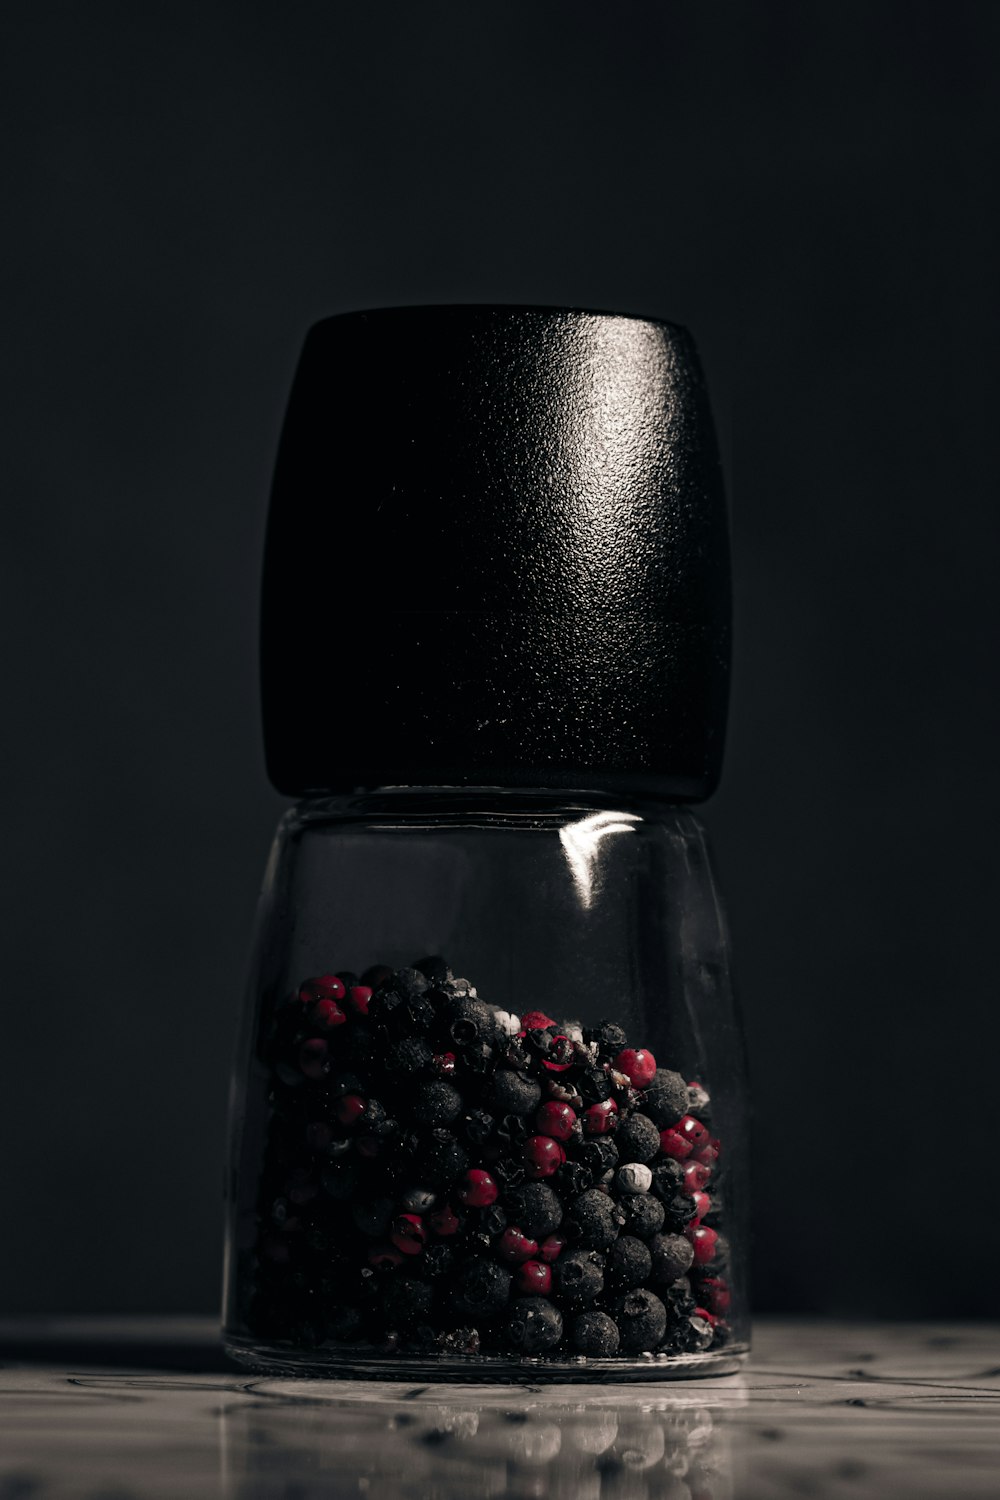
{"left": 692, "top": 1137, "right": 721, "bottom": 1167}
{"left": 428, "top": 1203, "right": 462, "bottom": 1237}
{"left": 498, "top": 1227, "right": 539, "bottom": 1263}
{"left": 390, "top": 1213, "right": 427, "bottom": 1255}
{"left": 583, "top": 1098, "right": 618, "bottom": 1135}
{"left": 333, "top": 1093, "right": 367, "bottom": 1127}
{"left": 694, "top": 1306, "right": 718, "bottom": 1328}
{"left": 521, "top": 1010, "right": 556, "bottom": 1031}
{"left": 299, "top": 974, "right": 346, "bottom": 1004}
{"left": 534, "top": 1101, "right": 577, "bottom": 1141}
{"left": 690, "top": 1191, "right": 712, "bottom": 1221}
{"left": 523, "top": 1135, "right": 566, "bottom": 1179}
{"left": 348, "top": 984, "right": 373, "bottom": 1016}
{"left": 614, "top": 1047, "right": 657, "bottom": 1088}
{"left": 298, "top": 1038, "right": 330, "bottom": 1080}
{"left": 682, "top": 1160, "right": 712, "bottom": 1194}
{"left": 538, "top": 1233, "right": 566, "bottom": 1263}
{"left": 685, "top": 1223, "right": 719, "bottom": 1267}
{"left": 658, "top": 1127, "right": 693, "bottom": 1160}
{"left": 456, "top": 1169, "right": 499, "bottom": 1207}
{"left": 698, "top": 1276, "right": 731, "bottom": 1315}
{"left": 515, "top": 1260, "right": 553, "bottom": 1295}
{"left": 368, "top": 1243, "right": 404, "bottom": 1268}
{"left": 433, "top": 1052, "right": 457, "bottom": 1077}
{"left": 310, "top": 997, "right": 347, "bottom": 1030}
{"left": 541, "top": 1035, "right": 575, "bottom": 1072}
{"left": 677, "top": 1114, "right": 711, "bottom": 1151}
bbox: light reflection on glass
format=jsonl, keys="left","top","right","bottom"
{"left": 559, "top": 810, "right": 642, "bottom": 909}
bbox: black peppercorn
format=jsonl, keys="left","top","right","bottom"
{"left": 614, "top": 1112, "right": 661, "bottom": 1165}
{"left": 554, "top": 1160, "right": 593, "bottom": 1198}
{"left": 620, "top": 1193, "right": 665, "bottom": 1239}
{"left": 650, "top": 1159, "right": 686, "bottom": 1202}
{"left": 411, "top": 1080, "right": 463, "bottom": 1126}
{"left": 642, "top": 1069, "right": 690, "bottom": 1129}
{"left": 584, "top": 1019, "right": 629, "bottom": 1057}
{"left": 503, "top": 1182, "right": 563, "bottom": 1239}
{"left": 505, "top": 1296, "right": 563, "bottom": 1353}
{"left": 606, "top": 1234, "right": 653, "bottom": 1291}
{"left": 564, "top": 1188, "right": 623, "bottom": 1250}
{"left": 453, "top": 1257, "right": 512, "bottom": 1319}
{"left": 554, "top": 1248, "right": 605, "bottom": 1307}
{"left": 577, "top": 1068, "right": 613, "bottom": 1104}
{"left": 613, "top": 1287, "right": 667, "bottom": 1352}
{"left": 571, "top": 1310, "right": 620, "bottom": 1356}
{"left": 577, "top": 1137, "right": 619, "bottom": 1174}
{"left": 649, "top": 1232, "right": 696, "bottom": 1285}
{"left": 443, "top": 994, "right": 496, "bottom": 1048}
{"left": 414, "top": 1130, "right": 469, "bottom": 1189}
{"left": 491, "top": 1074, "right": 542, "bottom": 1122}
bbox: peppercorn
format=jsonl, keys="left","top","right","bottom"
{"left": 642, "top": 1068, "right": 689, "bottom": 1129}
{"left": 553, "top": 1160, "right": 593, "bottom": 1198}
{"left": 621, "top": 1194, "right": 665, "bottom": 1239}
{"left": 578, "top": 1068, "right": 613, "bottom": 1104}
{"left": 385, "top": 1037, "right": 434, "bottom": 1075}
{"left": 453, "top": 1257, "right": 511, "bottom": 1319}
{"left": 650, "top": 1159, "right": 686, "bottom": 1201}
{"left": 462, "top": 1109, "right": 494, "bottom": 1145}
{"left": 504, "top": 1295, "right": 562, "bottom": 1353}
{"left": 488, "top": 1070, "right": 541, "bottom": 1117}
{"left": 649, "top": 1232, "right": 696, "bottom": 1285}
{"left": 613, "top": 1288, "right": 667, "bottom": 1352}
{"left": 615, "top": 1162, "right": 653, "bottom": 1196}
{"left": 577, "top": 1137, "right": 619, "bottom": 1175}
{"left": 414, "top": 1130, "right": 469, "bottom": 1189}
{"left": 503, "top": 1182, "right": 563, "bottom": 1240}
{"left": 583, "top": 1020, "right": 629, "bottom": 1057}
{"left": 564, "top": 1189, "right": 623, "bottom": 1251}
{"left": 614, "top": 1112, "right": 660, "bottom": 1164}
{"left": 605, "top": 1234, "right": 653, "bottom": 1291}
{"left": 554, "top": 1248, "right": 605, "bottom": 1307}
{"left": 571, "top": 1310, "right": 620, "bottom": 1356}
{"left": 515, "top": 1260, "right": 553, "bottom": 1296}
{"left": 411, "top": 1080, "right": 463, "bottom": 1126}
{"left": 443, "top": 994, "right": 496, "bottom": 1049}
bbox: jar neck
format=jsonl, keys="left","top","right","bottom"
{"left": 291, "top": 785, "right": 699, "bottom": 825}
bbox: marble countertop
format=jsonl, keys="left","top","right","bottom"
{"left": 0, "top": 1317, "right": 996, "bottom": 1498}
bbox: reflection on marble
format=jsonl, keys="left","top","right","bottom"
{"left": 0, "top": 1318, "right": 998, "bottom": 1498}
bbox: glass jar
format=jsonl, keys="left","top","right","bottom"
{"left": 223, "top": 786, "right": 747, "bottom": 1379}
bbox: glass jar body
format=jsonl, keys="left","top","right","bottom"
{"left": 223, "top": 790, "right": 748, "bottom": 1380}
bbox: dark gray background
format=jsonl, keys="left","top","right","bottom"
{"left": 2, "top": 2, "right": 997, "bottom": 1318}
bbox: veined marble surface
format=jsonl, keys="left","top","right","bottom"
{"left": 0, "top": 1317, "right": 996, "bottom": 1498}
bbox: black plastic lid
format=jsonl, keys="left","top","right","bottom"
{"left": 261, "top": 305, "right": 730, "bottom": 799}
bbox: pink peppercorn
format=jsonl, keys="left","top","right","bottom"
{"left": 456, "top": 1169, "right": 499, "bottom": 1207}
{"left": 614, "top": 1048, "right": 657, "bottom": 1088}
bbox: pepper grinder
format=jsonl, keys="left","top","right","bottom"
{"left": 223, "top": 305, "right": 747, "bottom": 1379}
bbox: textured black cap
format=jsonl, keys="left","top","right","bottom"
{"left": 261, "top": 305, "right": 730, "bottom": 799}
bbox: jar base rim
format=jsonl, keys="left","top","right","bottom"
{"left": 223, "top": 1330, "right": 749, "bottom": 1384}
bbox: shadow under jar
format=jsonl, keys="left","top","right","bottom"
{"left": 223, "top": 787, "right": 748, "bottom": 1378}
{"left": 222, "top": 305, "right": 746, "bottom": 1379}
